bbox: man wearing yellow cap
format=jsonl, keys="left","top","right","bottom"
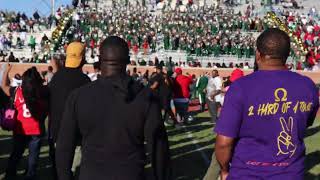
{"left": 48, "top": 42, "right": 91, "bottom": 178}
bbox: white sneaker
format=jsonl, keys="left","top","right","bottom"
{"left": 187, "top": 116, "right": 194, "bottom": 122}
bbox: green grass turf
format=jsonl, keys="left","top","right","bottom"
{"left": 0, "top": 113, "right": 319, "bottom": 180}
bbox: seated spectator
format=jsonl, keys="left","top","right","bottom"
{"left": 243, "top": 62, "right": 250, "bottom": 69}
{"left": 8, "top": 52, "right": 15, "bottom": 62}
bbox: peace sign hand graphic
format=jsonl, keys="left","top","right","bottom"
{"left": 277, "top": 117, "right": 297, "bottom": 158}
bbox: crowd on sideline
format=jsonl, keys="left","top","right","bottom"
{"left": 0, "top": 28, "right": 318, "bottom": 180}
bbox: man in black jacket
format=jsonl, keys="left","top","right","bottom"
{"left": 48, "top": 42, "right": 91, "bottom": 178}
{"left": 56, "top": 36, "right": 171, "bottom": 180}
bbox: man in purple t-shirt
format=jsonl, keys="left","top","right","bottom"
{"left": 215, "top": 28, "right": 319, "bottom": 180}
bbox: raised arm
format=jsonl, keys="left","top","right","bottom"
{"left": 1, "top": 64, "right": 12, "bottom": 96}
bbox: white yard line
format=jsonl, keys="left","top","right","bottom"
{"left": 182, "top": 125, "right": 211, "bottom": 165}
{"left": 0, "top": 137, "right": 11, "bottom": 141}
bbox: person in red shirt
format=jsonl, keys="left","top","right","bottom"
{"left": 127, "top": 40, "right": 131, "bottom": 49}
{"left": 90, "top": 38, "right": 95, "bottom": 53}
{"left": 307, "top": 48, "right": 316, "bottom": 67}
{"left": 173, "top": 68, "right": 192, "bottom": 123}
{"left": 142, "top": 40, "right": 149, "bottom": 55}
{"left": 296, "top": 61, "right": 303, "bottom": 70}
{"left": 133, "top": 44, "right": 139, "bottom": 55}
{"left": 2, "top": 65, "right": 49, "bottom": 180}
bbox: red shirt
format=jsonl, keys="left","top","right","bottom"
{"left": 316, "top": 53, "right": 320, "bottom": 62}
{"left": 173, "top": 74, "right": 192, "bottom": 99}
{"left": 133, "top": 45, "right": 139, "bottom": 54}
{"left": 14, "top": 87, "right": 42, "bottom": 135}
{"left": 308, "top": 55, "right": 315, "bottom": 66}
{"left": 90, "top": 39, "right": 95, "bottom": 48}
{"left": 127, "top": 40, "right": 131, "bottom": 49}
{"left": 304, "top": 33, "right": 314, "bottom": 42}
{"left": 142, "top": 41, "right": 149, "bottom": 49}
{"left": 296, "top": 62, "right": 303, "bottom": 70}
{"left": 288, "top": 16, "right": 294, "bottom": 22}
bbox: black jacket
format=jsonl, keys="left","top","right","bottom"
{"left": 49, "top": 68, "right": 90, "bottom": 142}
{"left": 56, "top": 75, "right": 170, "bottom": 180}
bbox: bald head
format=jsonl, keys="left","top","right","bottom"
{"left": 99, "top": 36, "right": 130, "bottom": 77}
{"left": 100, "top": 36, "right": 130, "bottom": 65}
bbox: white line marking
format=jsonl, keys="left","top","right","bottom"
{"left": 182, "top": 125, "right": 211, "bottom": 165}
{"left": 0, "top": 137, "right": 11, "bottom": 141}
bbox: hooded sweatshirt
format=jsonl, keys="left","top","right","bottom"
{"left": 56, "top": 75, "right": 171, "bottom": 180}
{"left": 173, "top": 74, "right": 192, "bottom": 99}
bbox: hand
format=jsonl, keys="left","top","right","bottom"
{"left": 277, "top": 117, "right": 296, "bottom": 157}
{"left": 220, "top": 171, "right": 229, "bottom": 180}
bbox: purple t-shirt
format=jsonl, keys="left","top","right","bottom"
{"left": 215, "top": 70, "right": 319, "bottom": 180}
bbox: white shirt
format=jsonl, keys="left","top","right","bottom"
{"left": 94, "top": 56, "right": 99, "bottom": 62}
{"left": 88, "top": 72, "right": 100, "bottom": 81}
{"left": 73, "top": 13, "right": 80, "bottom": 21}
{"left": 11, "top": 78, "right": 22, "bottom": 87}
{"left": 87, "top": 56, "right": 95, "bottom": 64}
{"left": 20, "top": 32, "right": 26, "bottom": 41}
{"left": 206, "top": 76, "right": 222, "bottom": 102}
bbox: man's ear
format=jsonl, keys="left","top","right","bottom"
{"left": 255, "top": 50, "right": 262, "bottom": 63}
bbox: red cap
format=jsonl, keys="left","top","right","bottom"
{"left": 175, "top": 68, "right": 183, "bottom": 75}
{"left": 230, "top": 69, "right": 244, "bottom": 82}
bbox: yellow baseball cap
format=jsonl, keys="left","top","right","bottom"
{"left": 65, "top": 42, "right": 85, "bottom": 68}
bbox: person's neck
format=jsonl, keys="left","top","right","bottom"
{"left": 101, "top": 69, "right": 126, "bottom": 78}
{"left": 259, "top": 59, "right": 287, "bottom": 71}
{"left": 65, "top": 67, "right": 80, "bottom": 70}
{"left": 259, "top": 65, "right": 287, "bottom": 71}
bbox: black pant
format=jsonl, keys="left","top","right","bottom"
{"left": 6, "top": 134, "right": 41, "bottom": 179}
{"left": 48, "top": 138, "right": 58, "bottom": 179}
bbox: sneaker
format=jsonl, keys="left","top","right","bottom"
{"left": 164, "top": 121, "right": 171, "bottom": 127}
{"left": 187, "top": 116, "right": 194, "bottom": 122}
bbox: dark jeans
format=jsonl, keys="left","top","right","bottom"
{"left": 6, "top": 134, "right": 41, "bottom": 179}
{"left": 174, "top": 100, "right": 189, "bottom": 123}
{"left": 198, "top": 92, "right": 206, "bottom": 112}
{"left": 206, "top": 98, "right": 219, "bottom": 123}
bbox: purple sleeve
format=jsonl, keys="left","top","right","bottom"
{"left": 214, "top": 83, "right": 243, "bottom": 138}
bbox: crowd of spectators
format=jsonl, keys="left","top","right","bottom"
{"left": 0, "top": 6, "right": 72, "bottom": 62}
{"left": 1, "top": 1, "right": 320, "bottom": 71}
{"left": 56, "top": 3, "right": 260, "bottom": 62}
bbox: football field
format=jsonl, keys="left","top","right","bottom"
{"left": 0, "top": 112, "right": 319, "bottom": 180}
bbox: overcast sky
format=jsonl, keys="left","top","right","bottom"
{"left": 0, "top": 0, "right": 72, "bottom": 16}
